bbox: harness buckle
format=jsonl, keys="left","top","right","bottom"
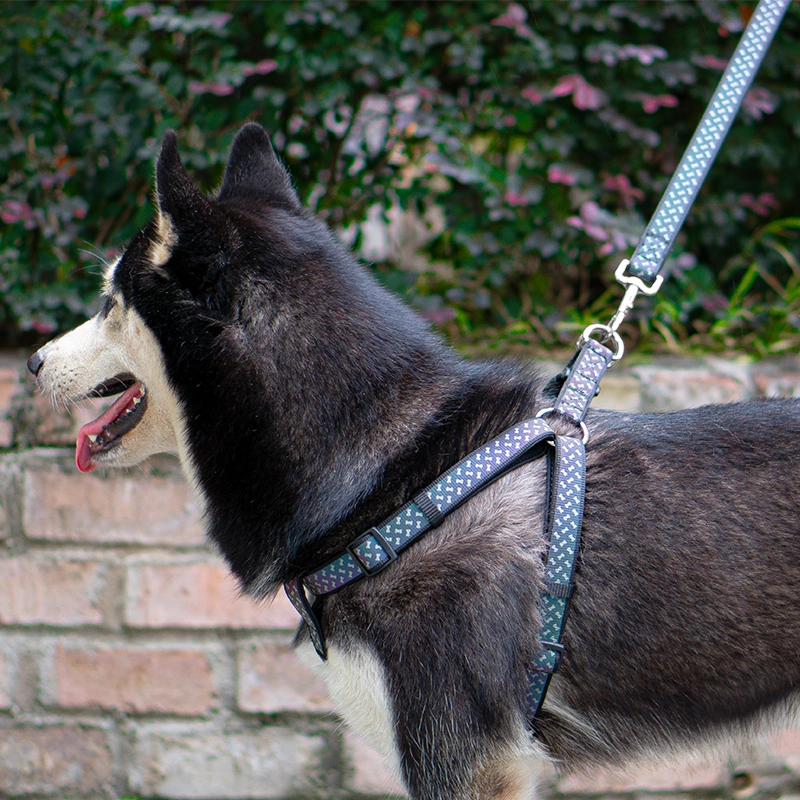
{"left": 347, "top": 528, "right": 398, "bottom": 576}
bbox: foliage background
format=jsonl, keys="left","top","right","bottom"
{"left": 1, "top": 0, "right": 799, "bottom": 356}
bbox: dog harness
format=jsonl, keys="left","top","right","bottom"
{"left": 286, "top": 339, "right": 614, "bottom": 733}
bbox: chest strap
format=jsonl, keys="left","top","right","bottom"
{"left": 525, "top": 434, "right": 586, "bottom": 726}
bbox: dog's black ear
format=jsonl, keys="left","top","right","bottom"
{"left": 218, "top": 123, "right": 300, "bottom": 209}
{"left": 156, "top": 130, "right": 221, "bottom": 236}
{"left": 154, "top": 131, "right": 233, "bottom": 307}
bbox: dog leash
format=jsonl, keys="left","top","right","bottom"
{"left": 285, "top": 0, "right": 789, "bottom": 737}
{"left": 529, "top": 0, "right": 789, "bottom": 725}
{"left": 526, "top": 0, "right": 790, "bottom": 731}
{"left": 577, "top": 0, "right": 790, "bottom": 363}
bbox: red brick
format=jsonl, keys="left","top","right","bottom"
{"left": 0, "top": 556, "right": 104, "bottom": 625}
{"left": 125, "top": 561, "right": 300, "bottom": 629}
{"left": 23, "top": 468, "right": 205, "bottom": 546}
{"left": 343, "top": 730, "right": 405, "bottom": 797}
{"left": 237, "top": 641, "right": 332, "bottom": 713}
{"left": 130, "top": 724, "right": 327, "bottom": 798}
{"left": 0, "top": 725, "right": 111, "bottom": 795}
{"left": 54, "top": 645, "right": 215, "bottom": 715}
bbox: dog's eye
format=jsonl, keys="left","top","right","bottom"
{"left": 99, "top": 295, "right": 117, "bottom": 319}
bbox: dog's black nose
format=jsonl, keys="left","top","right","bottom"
{"left": 27, "top": 350, "right": 44, "bottom": 377}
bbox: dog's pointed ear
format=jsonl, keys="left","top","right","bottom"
{"left": 156, "top": 130, "right": 219, "bottom": 234}
{"left": 218, "top": 123, "right": 300, "bottom": 209}
{"left": 153, "top": 132, "right": 233, "bottom": 307}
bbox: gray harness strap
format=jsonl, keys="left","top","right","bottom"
{"left": 287, "top": 417, "right": 557, "bottom": 660}
{"left": 524, "top": 340, "right": 612, "bottom": 728}
{"left": 284, "top": 338, "right": 613, "bottom": 734}
{"left": 526, "top": 435, "right": 586, "bottom": 721}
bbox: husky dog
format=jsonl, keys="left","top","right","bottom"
{"left": 28, "top": 124, "right": 800, "bottom": 800}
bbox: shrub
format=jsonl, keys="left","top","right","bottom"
{"left": 1, "top": 0, "right": 799, "bottom": 355}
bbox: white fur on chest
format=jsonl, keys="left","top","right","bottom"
{"left": 296, "top": 638, "right": 403, "bottom": 779}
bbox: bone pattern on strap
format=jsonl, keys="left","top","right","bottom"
{"left": 526, "top": 435, "right": 586, "bottom": 725}
{"left": 552, "top": 340, "right": 613, "bottom": 424}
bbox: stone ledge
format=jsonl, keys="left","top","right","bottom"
{"left": 128, "top": 723, "right": 331, "bottom": 799}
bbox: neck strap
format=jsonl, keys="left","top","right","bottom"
{"left": 286, "top": 416, "right": 559, "bottom": 659}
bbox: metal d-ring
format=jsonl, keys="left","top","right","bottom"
{"left": 536, "top": 406, "right": 590, "bottom": 444}
{"left": 576, "top": 323, "right": 625, "bottom": 362}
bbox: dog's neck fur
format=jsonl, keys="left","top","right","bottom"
{"left": 185, "top": 269, "right": 542, "bottom": 596}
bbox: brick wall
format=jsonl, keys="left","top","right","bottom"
{"left": 3, "top": 350, "right": 800, "bottom": 799}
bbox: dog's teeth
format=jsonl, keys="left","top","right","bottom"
{"left": 88, "top": 434, "right": 98, "bottom": 443}
{"left": 132, "top": 396, "right": 141, "bottom": 407}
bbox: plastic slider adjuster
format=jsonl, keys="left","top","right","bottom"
{"left": 544, "top": 580, "right": 574, "bottom": 599}
{"left": 532, "top": 641, "right": 565, "bottom": 675}
{"left": 347, "top": 528, "right": 398, "bottom": 576}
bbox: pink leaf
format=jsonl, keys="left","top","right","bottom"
{"left": 740, "top": 192, "right": 780, "bottom": 216}
{"left": 602, "top": 173, "right": 643, "bottom": 209}
{"left": 636, "top": 93, "right": 678, "bottom": 113}
{"left": 521, "top": 87, "right": 544, "bottom": 105}
{"left": 505, "top": 192, "right": 528, "bottom": 206}
{"left": 551, "top": 75, "right": 605, "bottom": 110}
{"left": 242, "top": 59, "right": 278, "bottom": 76}
{"left": 551, "top": 75, "right": 580, "bottom": 98}
{"left": 207, "top": 11, "right": 231, "bottom": 29}
{"left": 1, "top": 200, "right": 33, "bottom": 225}
{"left": 584, "top": 223, "right": 609, "bottom": 241}
{"left": 695, "top": 54, "right": 728, "bottom": 70}
{"left": 491, "top": 3, "right": 528, "bottom": 33}
{"left": 572, "top": 82, "right": 605, "bottom": 110}
{"left": 188, "top": 80, "right": 234, "bottom": 96}
{"left": 742, "top": 87, "right": 778, "bottom": 119}
{"left": 547, "top": 165, "right": 578, "bottom": 185}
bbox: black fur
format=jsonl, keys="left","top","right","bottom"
{"left": 104, "top": 125, "right": 800, "bottom": 798}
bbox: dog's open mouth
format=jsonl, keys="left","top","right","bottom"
{"left": 75, "top": 373, "right": 147, "bottom": 473}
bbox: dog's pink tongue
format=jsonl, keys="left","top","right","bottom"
{"left": 75, "top": 382, "right": 143, "bottom": 473}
